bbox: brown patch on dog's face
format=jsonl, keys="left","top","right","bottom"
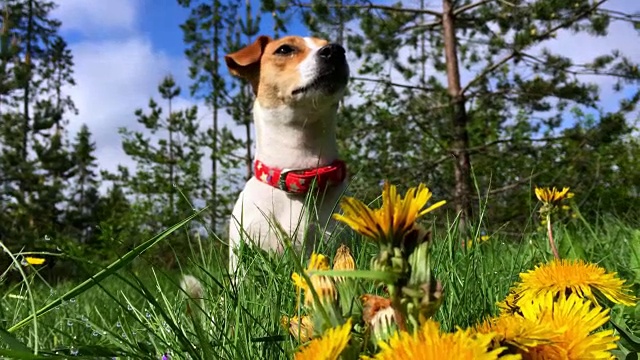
{"left": 225, "top": 35, "right": 348, "bottom": 109}
{"left": 256, "top": 36, "right": 328, "bottom": 108}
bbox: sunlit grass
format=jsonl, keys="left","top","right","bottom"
{"left": 1, "top": 199, "right": 640, "bottom": 358}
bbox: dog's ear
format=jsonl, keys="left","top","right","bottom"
{"left": 225, "top": 35, "right": 272, "bottom": 93}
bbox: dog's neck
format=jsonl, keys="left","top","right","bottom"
{"left": 253, "top": 100, "right": 339, "bottom": 170}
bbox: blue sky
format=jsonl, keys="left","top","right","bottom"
{"left": 53, "top": 0, "right": 310, "bottom": 177}
{"left": 52, "top": 0, "right": 639, "bottom": 182}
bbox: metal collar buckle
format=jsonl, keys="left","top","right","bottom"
{"left": 278, "top": 168, "right": 297, "bottom": 193}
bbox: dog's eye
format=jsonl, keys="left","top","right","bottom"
{"left": 275, "top": 45, "right": 296, "bottom": 55}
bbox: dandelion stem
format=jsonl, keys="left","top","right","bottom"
{"left": 546, "top": 213, "right": 560, "bottom": 259}
{"left": 391, "top": 297, "right": 408, "bottom": 332}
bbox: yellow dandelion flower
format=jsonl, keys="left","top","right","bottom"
{"left": 292, "top": 253, "right": 337, "bottom": 308}
{"left": 364, "top": 319, "right": 521, "bottom": 360}
{"left": 333, "top": 181, "right": 446, "bottom": 244}
{"left": 281, "top": 315, "right": 314, "bottom": 342}
{"left": 25, "top": 257, "right": 45, "bottom": 265}
{"left": 511, "top": 259, "right": 636, "bottom": 307}
{"left": 497, "top": 290, "right": 523, "bottom": 315}
{"left": 332, "top": 243, "right": 355, "bottom": 283}
{"left": 520, "top": 293, "right": 619, "bottom": 359}
{"left": 475, "top": 314, "right": 557, "bottom": 352}
{"left": 294, "top": 318, "right": 351, "bottom": 360}
{"left": 534, "top": 187, "right": 574, "bottom": 205}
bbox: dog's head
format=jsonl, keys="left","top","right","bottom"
{"left": 225, "top": 35, "right": 349, "bottom": 109}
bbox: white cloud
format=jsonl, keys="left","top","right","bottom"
{"left": 53, "top": 0, "right": 253, "bottom": 200}
{"left": 53, "top": 0, "right": 139, "bottom": 35}
{"left": 63, "top": 36, "right": 200, "bottom": 178}
{"left": 57, "top": 0, "right": 638, "bottom": 194}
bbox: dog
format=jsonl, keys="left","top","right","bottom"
{"left": 224, "top": 35, "right": 350, "bottom": 276}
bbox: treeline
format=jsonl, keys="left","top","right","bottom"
{"left": 1, "top": 0, "right": 639, "bottom": 281}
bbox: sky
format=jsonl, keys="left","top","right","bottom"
{"left": 52, "top": 0, "right": 639, "bottom": 184}
{"left": 53, "top": 0, "right": 309, "bottom": 179}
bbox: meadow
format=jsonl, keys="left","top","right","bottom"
{"left": 2, "top": 184, "right": 640, "bottom": 359}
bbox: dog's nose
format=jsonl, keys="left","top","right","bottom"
{"left": 318, "top": 44, "right": 346, "bottom": 60}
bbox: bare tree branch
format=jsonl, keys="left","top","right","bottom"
{"left": 461, "top": 53, "right": 517, "bottom": 95}
{"left": 453, "top": 0, "right": 494, "bottom": 16}
{"left": 401, "top": 20, "right": 443, "bottom": 32}
{"left": 460, "top": 0, "right": 608, "bottom": 95}
{"left": 351, "top": 76, "right": 436, "bottom": 92}
{"left": 292, "top": 1, "right": 443, "bottom": 17}
{"left": 598, "top": 8, "right": 640, "bottom": 23}
{"left": 485, "top": 172, "right": 542, "bottom": 195}
{"left": 468, "top": 136, "right": 570, "bottom": 153}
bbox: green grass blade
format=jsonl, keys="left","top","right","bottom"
{"left": 309, "top": 269, "right": 399, "bottom": 283}
{"left": 0, "top": 327, "right": 32, "bottom": 353}
{"left": 611, "top": 318, "right": 640, "bottom": 353}
{"left": 0, "top": 349, "right": 65, "bottom": 360}
{"left": 7, "top": 208, "right": 207, "bottom": 333}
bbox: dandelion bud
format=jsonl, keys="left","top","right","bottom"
{"left": 333, "top": 244, "right": 355, "bottom": 283}
{"left": 292, "top": 253, "right": 338, "bottom": 309}
{"left": 408, "top": 242, "right": 431, "bottom": 285}
{"left": 281, "top": 315, "right": 314, "bottom": 342}
{"left": 307, "top": 275, "right": 337, "bottom": 308}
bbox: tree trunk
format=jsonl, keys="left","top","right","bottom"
{"left": 21, "top": 0, "right": 32, "bottom": 163}
{"left": 244, "top": 0, "right": 253, "bottom": 181}
{"left": 168, "top": 96, "right": 175, "bottom": 216}
{"left": 442, "top": 0, "right": 472, "bottom": 232}
{"left": 211, "top": 0, "right": 220, "bottom": 230}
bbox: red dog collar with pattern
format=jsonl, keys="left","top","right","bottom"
{"left": 253, "top": 159, "right": 347, "bottom": 194}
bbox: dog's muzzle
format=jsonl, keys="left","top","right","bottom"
{"left": 292, "top": 43, "right": 349, "bottom": 97}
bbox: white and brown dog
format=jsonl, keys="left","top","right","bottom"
{"left": 224, "top": 35, "right": 349, "bottom": 275}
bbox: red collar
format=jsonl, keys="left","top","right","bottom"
{"left": 254, "top": 159, "right": 347, "bottom": 194}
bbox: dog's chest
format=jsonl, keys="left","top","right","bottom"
{"left": 238, "top": 177, "right": 345, "bottom": 247}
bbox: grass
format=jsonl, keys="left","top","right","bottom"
{"left": 2, "top": 205, "right": 640, "bottom": 359}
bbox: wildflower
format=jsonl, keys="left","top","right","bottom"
{"left": 466, "top": 234, "right": 490, "bottom": 249}
{"left": 508, "top": 259, "right": 636, "bottom": 308}
{"left": 497, "top": 290, "right": 523, "bottom": 315}
{"left": 519, "top": 293, "right": 619, "bottom": 359}
{"left": 292, "top": 253, "right": 337, "bottom": 308}
{"left": 281, "top": 315, "right": 314, "bottom": 342}
{"left": 362, "top": 294, "right": 396, "bottom": 342}
{"left": 294, "top": 318, "right": 352, "bottom": 360}
{"left": 475, "top": 314, "right": 557, "bottom": 352}
{"left": 534, "top": 187, "right": 575, "bottom": 259}
{"left": 363, "top": 319, "right": 519, "bottom": 360}
{"left": 534, "top": 187, "right": 574, "bottom": 205}
{"left": 333, "top": 182, "right": 445, "bottom": 245}
{"left": 332, "top": 243, "right": 355, "bottom": 283}
{"left": 24, "top": 257, "right": 45, "bottom": 265}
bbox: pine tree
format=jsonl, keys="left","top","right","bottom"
{"left": 66, "top": 124, "right": 100, "bottom": 244}
{"left": 226, "top": 0, "right": 260, "bottom": 182}
{"left": 119, "top": 75, "right": 203, "bottom": 232}
{"left": 286, "top": 0, "right": 640, "bottom": 231}
{"left": 0, "top": 0, "right": 76, "bottom": 248}
{"left": 179, "top": 0, "right": 239, "bottom": 233}
{"left": 94, "top": 183, "right": 134, "bottom": 260}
